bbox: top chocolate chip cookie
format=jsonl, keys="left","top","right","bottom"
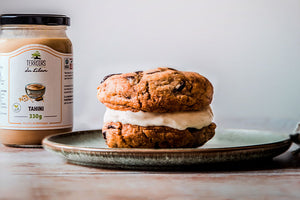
{"left": 97, "top": 67, "right": 214, "bottom": 113}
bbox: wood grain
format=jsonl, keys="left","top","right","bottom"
{"left": 0, "top": 144, "right": 300, "bottom": 200}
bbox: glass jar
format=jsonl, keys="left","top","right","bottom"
{"left": 0, "top": 14, "right": 73, "bottom": 147}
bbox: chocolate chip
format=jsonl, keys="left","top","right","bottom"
{"left": 173, "top": 80, "right": 186, "bottom": 92}
{"left": 125, "top": 96, "right": 131, "bottom": 99}
{"left": 102, "top": 131, "right": 107, "bottom": 140}
{"left": 100, "top": 73, "right": 121, "bottom": 84}
{"left": 135, "top": 71, "right": 143, "bottom": 74}
{"left": 187, "top": 128, "right": 198, "bottom": 133}
{"left": 107, "top": 125, "right": 116, "bottom": 129}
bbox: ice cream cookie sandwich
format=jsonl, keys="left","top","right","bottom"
{"left": 97, "top": 67, "right": 216, "bottom": 148}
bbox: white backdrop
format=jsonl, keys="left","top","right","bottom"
{"left": 1, "top": 0, "right": 299, "bottom": 131}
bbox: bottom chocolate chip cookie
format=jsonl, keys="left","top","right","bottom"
{"left": 102, "top": 122, "right": 216, "bottom": 148}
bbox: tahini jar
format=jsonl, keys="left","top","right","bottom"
{"left": 0, "top": 14, "right": 73, "bottom": 146}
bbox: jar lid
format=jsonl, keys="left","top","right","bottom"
{"left": 0, "top": 14, "right": 70, "bottom": 26}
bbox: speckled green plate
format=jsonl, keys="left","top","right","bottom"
{"left": 42, "top": 129, "right": 291, "bottom": 170}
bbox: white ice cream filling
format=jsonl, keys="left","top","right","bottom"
{"left": 104, "top": 107, "right": 213, "bottom": 130}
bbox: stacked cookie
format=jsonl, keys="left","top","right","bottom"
{"left": 97, "top": 67, "right": 216, "bottom": 148}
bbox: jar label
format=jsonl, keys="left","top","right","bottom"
{"left": 0, "top": 44, "right": 73, "bottom": 130}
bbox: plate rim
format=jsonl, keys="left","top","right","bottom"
{"left": 42, "top": 129, "right": 292, "bottom": 154}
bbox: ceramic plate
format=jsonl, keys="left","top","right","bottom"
{"left": 42, "top": 129, "right": 292, "bottom": 170}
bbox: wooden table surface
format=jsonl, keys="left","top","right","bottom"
{"left": 0, "top": 142, "right": 300, "bottom": 200}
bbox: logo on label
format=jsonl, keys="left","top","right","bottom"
{"left": 25, "top": 50, "right": 48, "bottom": 72}
{"left": 64, "top": 58, "right": 73, "bottom": 70}
{"left": 12, "top": 103, "right": 21, "bottom": 113}
{"left": 31, "top": 51, "right": 41, "bottom": 60}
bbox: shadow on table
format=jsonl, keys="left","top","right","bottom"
{"left": 180, "top": 148, "right": 300, "bottom": 172}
